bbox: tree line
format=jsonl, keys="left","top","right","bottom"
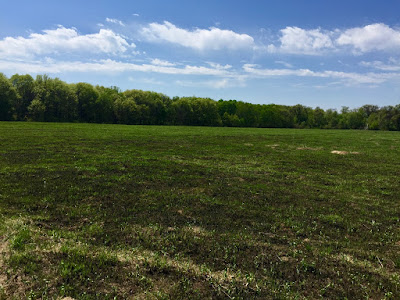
{"left": 1, "top": 73, "right": 400, "bottom": 130}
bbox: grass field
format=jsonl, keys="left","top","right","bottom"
{"left": 0, "top": 122, "right": 399, "bottom": 299}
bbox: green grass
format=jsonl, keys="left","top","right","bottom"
{"left": 0, "top": 122, "right": 399, "bottom": 299}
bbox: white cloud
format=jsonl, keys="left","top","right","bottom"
{"left": 106, "top": 18, "right": 125, "bottom": 26}
{"left": 360, "top": 58, "right": 400, "bottom": 71}
{"left": 242, "top": 64, "right": 396, "bottom": 85}
{"left": 321, "top": 70, "right": 391, "bottom": 85}
{"left": 337, "top": 23, "right": 400, "bottom": 53}
{"left": 150, "top": 58, "right": 176, "bottom": 67}
{"left": 213, "top": 78, "right": 230, "bottom": 88}
{"left": 2, "top": 57, "right": 395, "bottom": 87}
{"left": 175, "top": 79, "right": 223, "bottom": 88}
{"left": 0, "top": 58, "right": 233, "bottom": 77}
{"left": 275, "top": 61, "right": 293, "bottom": 68}
{"left": 141, "top": 21, "right": 254, "bottom": 51}
{"left": 176, "top": 77, "right": 245, "bottom": 89}
{"left": 269, "top": 26, "right": 334, "bottom": 55}
{"left": 133, "top": 13, "right": 140, "bottom": 17}
{"left": 0, "top": 26, "right": 134, "bottom": 59}
{"left": 128, "top": 77, "right": 165, "bottom": 85}
{"left": 267, "top": 23, "right": 400, "bottom": 55}
{"left": 206, "top": 62, "right": 232, "bottom": 70}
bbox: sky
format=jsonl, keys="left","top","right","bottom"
{"left": 1, "top": 0, "right": 400, "bottom": 109}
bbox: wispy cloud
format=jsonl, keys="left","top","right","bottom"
{"left": 150, "top": 58, "right": 176, "bottom": 67}
{"left": 0, "top": 26, "right": 134, "bottom": 58}
{"left": 360, "top": 58, "right": 400, "bottom": 71}
{"left": 176, "top": 77, "right": 245, "bottom": 89}
{"left": 1, "top": 56, "right": 397, "bottom": 88}
{"left": 206, "top": 62, "right": 232, "bottom": 70}
{"left": 128, "top": 76, "right": 165, "bottom": 85}
{"left": 140, "top": 21, "right": 255, "bottom": 51}
{"left": 275, "top": 61, "right": 294, "bottom": 68}
{"left": 106, "top": 18, "right": 125, "bottom": 26}
{"left": 0, "top": 58, "right": 234, "bottom": 77}
{"left": 242, "top": 64, "right": 397, "bottom": 85}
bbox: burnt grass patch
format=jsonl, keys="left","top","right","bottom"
{"left": 0, "top": 122, "right": 400, "bottom": 299}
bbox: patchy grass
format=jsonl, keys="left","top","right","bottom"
{"left": 0, "top": 122, "right": 399, "bottom": 299}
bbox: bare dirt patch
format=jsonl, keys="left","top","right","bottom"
{"left": 0, "top": 238, "right": 9, "bottom": 295}
{"left": 266, "top": 144, "right": 279, "bottom": 149}
{"left": 184, "top": 226, "right": 208, "bottom": 236}
{"left": 331, "top": 150, "right": 360, "bottom": 155}
{"left": 331, "top": 150, "right": 348, "bottom": 155}
{"left": 297, "top": 146, "right": 322, "bottom": 151}
{"left": 0, "top": 239, "right": 6, "bottom": 266}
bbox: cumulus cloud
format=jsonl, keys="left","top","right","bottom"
{"left": 140, "top": 21, "right": 255, "bottom": 51}
{"left": 267, "top": 23, "right": 400, "bottom": 55}
{"left": 242, "top": 64, "right": 395, "bottom": 85}
{"left": 0, "top": 26, "right": 134, "bottom": 58}
{"left": 106, "top": 18, "right": 125, "bottom": 26}
{"left": 336, "top": 23, "right": 400, "bottom": 53}
{"left": 279, "top": 27, "right": 334, "bottom": 54}
{"left": 268, "top": 26, "right": 334, "bottom": 55}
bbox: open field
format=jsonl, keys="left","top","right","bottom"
{"left": 0, "top": 122, "right": 399, "bottom": 299}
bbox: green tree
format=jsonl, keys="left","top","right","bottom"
{"left": 222, "top": 112, "right": 242, "bottom": 127}
{"left": 348, "top": 108, "right": 366, "bottom": 129}
{"left": 9, "top": 74, "right": 35, "bottom": 120}
{"left": 123, "top": 89, "right": 170, "bottom": 125}
{"left": 236, "top": 101, "right": 259, "bottom": 127}
{"left": 313, "top": 107, "right": 327, "bottom": 128}
{"left": 368, "top": 106, "right": 400, "bottom": 131}
{"left": 290, "top": 104, "right": 310, "bottom": 128}
{"left": 0, "top": 73, "right": 18, "bottom": 121}
{"left": 361, "top": 104, "right": 379, "bottom": 118}
{"left": 324, "top": 109, "right": 340, "bottom": 129}
{"left": 27, "top": 98, "right": 46, "bottom": 121}
{"left": 95, "top": 86, "right": 119, "bottom": 123}
{"left": 114, "top": 96, "right": 136, "bottom": 124}
{"left": 34, "top": 75, "right": 78, "bottom": 122}
{"left": 339, "top": 107, "right": 366, "bottom": 129}
{"left": 114, "top": 96, "right": 149, "bottom": 125}
{"left": 190, "top": 97, "right": 221, "bottom": 126}
{"left": 75, "top": 82, "right": 99, "bottom": 123}
{"left": 218, "top": 99, "right": 237, "bottom": 116}
{"left": 259, "top": 104, "right": 283, "bottom": 128}
{"left": 171, "top": 97, "right": 194, "bottom": 125}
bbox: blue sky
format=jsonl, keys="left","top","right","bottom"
{"left": 1, "top": 0, "right": 400, "bottom": 109}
